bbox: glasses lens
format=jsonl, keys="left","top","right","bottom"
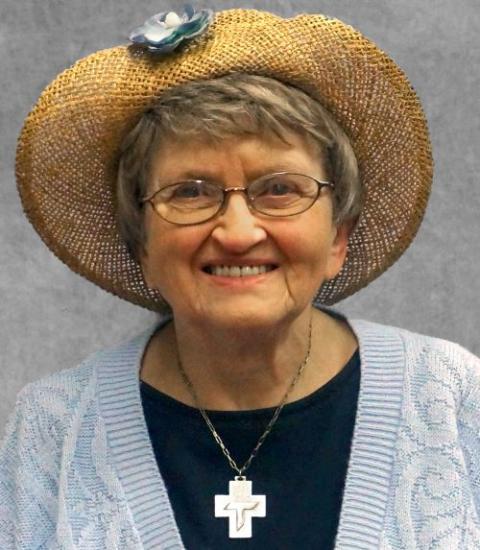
{"left": 249, "top": 174, "right": 319, "bottom": 216}
{"left": 153, "top": 181, "right": 222, "bottom": 224}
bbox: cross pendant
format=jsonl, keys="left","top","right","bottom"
{"left": 215, "top": 476, "right": 266, "bottom": 538}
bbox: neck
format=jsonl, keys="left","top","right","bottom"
{"left": 175, "top": 308, "right": 313, "bottom": 410}
{"left": 142, "top": 307, "right": 358, "bottom": 411}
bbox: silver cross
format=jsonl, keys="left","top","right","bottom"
{"left": 215, "top": 476, "right": 266, "bottom": 538}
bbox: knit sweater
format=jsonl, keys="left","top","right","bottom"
{"left": 1, "top": 315, "right": 479, "bottom": 549}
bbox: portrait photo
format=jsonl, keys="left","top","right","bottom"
{"left": 1, "top": 1, "right": 479, "bottom": 548}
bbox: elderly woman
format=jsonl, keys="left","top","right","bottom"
{"left": 1, "top": 6, "right": 479, "bottom": 550}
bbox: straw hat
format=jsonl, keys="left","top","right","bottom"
{"left": 16, "top": 7, "right": 433, "bottom": 313}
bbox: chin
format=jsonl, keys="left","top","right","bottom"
{"left": 189, "top": 301, "right": 304, "bottom": 331}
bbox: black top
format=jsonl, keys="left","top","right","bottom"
{"left": 140, "top": 349, "right": 360, "bottom": 549}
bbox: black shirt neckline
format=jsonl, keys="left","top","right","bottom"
{"left": 140, "top": 347, "right": 359, "bottom": 420}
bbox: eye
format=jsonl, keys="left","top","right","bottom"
{"left": 254, "top": 176, "right": 302, "bottom": 198}
{"left": 249, "top": 174, "right": 319, "bottom": 213}
{"left": 266, "top": 181, "right": 298, "bottom": 196}
{"left": 158, "top": 181, "right": 217, "bottom": 200}
{"left": 172, "top": 181, "right": 204, "bottom": 199}
{"left": 157, "top": 180, "right": 221, "bottom": 210}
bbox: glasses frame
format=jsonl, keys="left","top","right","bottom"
{"left": 140, "top": 171, "right": 335, "bottom": 226}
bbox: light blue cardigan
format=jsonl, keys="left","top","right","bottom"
{"left": 1, "top": 316, "right": 479, "bottom": 549}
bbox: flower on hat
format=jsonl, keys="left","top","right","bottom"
{"left": 129, "top": 4, "right": 214, "bottom": 54}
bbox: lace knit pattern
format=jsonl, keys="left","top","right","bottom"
{"left": 0, "top": 361, "right": 143, "bottom": 549}
{"left": 0, "top": 318, "right": 479, "bottom": 549}
{"left": 379, "top": 337, "right": 480, "bottom": 549}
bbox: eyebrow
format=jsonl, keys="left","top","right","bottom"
{"left": 161, "top": 165, "right": 304, "bottom": 183}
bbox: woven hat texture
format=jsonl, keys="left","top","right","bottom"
{"left": 16, "top": 8, "right": 433, "bottom": 312}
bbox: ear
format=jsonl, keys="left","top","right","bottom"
{"left": 324, "top": 219, "right": 354, "bottom": 280}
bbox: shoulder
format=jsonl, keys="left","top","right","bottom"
{"left": 350, "top": 316, "right": 478, "bottom": 361}
{"left": 5, "top": 322, "right": 161, "bottom": 444}
{"left": 324, "top": 306, "right": 476, "bottom": 362}
{"left": 350, "top": 317, "right": 480, "bottom": 407}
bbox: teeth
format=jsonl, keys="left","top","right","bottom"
{"left": 209, "top": 265, "right": 274, "bottom": 277}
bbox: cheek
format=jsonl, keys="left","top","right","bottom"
{"left": 142, "top": 224, "right": 207, "bottom": 292}
{"left": 277, "top": 214, "right": 334, "bottom": 271}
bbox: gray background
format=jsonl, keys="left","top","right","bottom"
{"left": 1, "top": 0, "right": 479, "bottom": 433}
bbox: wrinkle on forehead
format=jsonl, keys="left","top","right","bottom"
{"left": 149, "top": 132, "right": 328, "bottom": 187}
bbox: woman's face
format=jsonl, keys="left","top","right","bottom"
{"left": 141, "top": 132, "right": 350, "bottom": 330}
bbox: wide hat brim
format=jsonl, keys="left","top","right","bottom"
{"left": 16, "top": 8, "right": 433, "bottom": 313}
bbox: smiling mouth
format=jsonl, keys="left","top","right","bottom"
{"left": 202, "top": 265, "right": 278, "bottom": 277}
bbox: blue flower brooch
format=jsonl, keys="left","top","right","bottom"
{"left": 129, "top": 5, "right": 214, "bottom": 54}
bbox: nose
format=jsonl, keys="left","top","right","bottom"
{"left": 210, "top": 191, "right": 267, "bottom": 252}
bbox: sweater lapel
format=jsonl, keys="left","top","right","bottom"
{"left": 97, "top": 317, "right": 186, "bottom": 550}
{"left": 334, "top": 319, "right": 405, "bottom": 549}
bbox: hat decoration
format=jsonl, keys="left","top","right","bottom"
{"left": 129, "top": 4, "right": 214, "bottom": 54}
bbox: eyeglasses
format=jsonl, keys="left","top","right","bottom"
{"left": 140, "top": 172, "right": 335, "bottom": 226}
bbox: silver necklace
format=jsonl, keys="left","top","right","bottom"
{"left": 176, "top": 315, "right": 313, "bottom": 538}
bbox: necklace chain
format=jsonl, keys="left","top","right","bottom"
{"left": 176, "top": 314, "right": 313, "bottom": 477}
